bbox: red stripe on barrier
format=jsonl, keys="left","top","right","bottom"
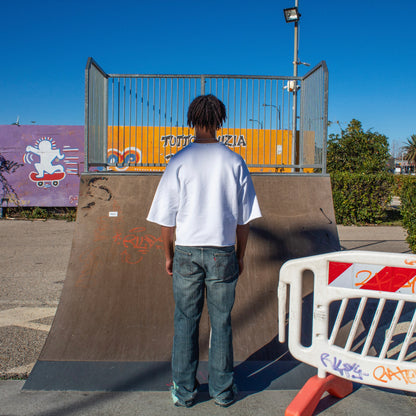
{"left": 328, "top": 262, "right": 353, "bottom": 285}
{"left": 360, "top": 267, "right": 416, "bottom": 292}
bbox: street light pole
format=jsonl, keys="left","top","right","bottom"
{"left": 249, "top": 118, "right": 263, "bottom": 129}
{"left": 262, "top": 104, "right": 281, "bottom": 129}
{"left": 293, "top": 0, "right": 299, "bottom": 79}
{"left": 283, "top": 1, "right": 301, "bottom": 171}
{"left": 292, "top": 0, "right": 299, "bottom": 171}
{"left": 283, "top": 2, "right": 302, "bottom": 171}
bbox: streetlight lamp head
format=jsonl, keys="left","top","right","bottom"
{"left": 283, "top": 7, "right": 300, "bottom": 23}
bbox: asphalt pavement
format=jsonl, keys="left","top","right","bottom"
{"left": 0, "top": 220, "right": 415, "bottom": 415}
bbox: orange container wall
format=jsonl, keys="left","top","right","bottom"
{"left": 107, "top": 126, "right": 294, "bottom": 173}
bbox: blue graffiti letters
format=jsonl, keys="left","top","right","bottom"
{"left": 320, "top": 352, "right": 369, "bottom": 381}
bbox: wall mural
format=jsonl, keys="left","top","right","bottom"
{"left": 0, "top": 126, "right": 84, "bottom": 207}
{"left": 106, "top": 126, "right": 293, "bottom": 173}
{"left": 0, "top": 124, "right": 302, "bottom": 206}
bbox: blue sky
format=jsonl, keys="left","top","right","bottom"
{"left": 1, "top": 0, "right": 415, "bottom": 155}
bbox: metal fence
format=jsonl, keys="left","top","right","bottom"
{"left": 85, "top": 58, "right": 328, "bottom": 174}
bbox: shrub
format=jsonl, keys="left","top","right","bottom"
{"left": 331, "top": 172, "right": 394, "bottom": 225}
{"left": 327, "top": 119, "right": 390, "bottom": 174}
{"left": 400, "top": 176, "right": 416, "bottom": 253}
{"left": 0, "top": 207, "right": 76, "bottom": 221}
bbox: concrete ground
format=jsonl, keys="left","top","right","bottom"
{"left": 1, "top": 381, "right": 415, "bottom": 416}
{"left": 0, "top": 220, "right": 415, "bottom": 415}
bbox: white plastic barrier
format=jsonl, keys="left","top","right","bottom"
{"left": 278, "top": 250, "right": 416, "bottom": 394}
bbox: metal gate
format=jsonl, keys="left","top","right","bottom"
{"left": 85, "top": 58, "right": 328, "bottom": 174}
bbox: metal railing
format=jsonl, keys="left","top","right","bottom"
{"left": 85, "top": 58, "right": 328, "bottom": 174}
{"left": 84, "top": 60, "right": 108, "bottom": 169}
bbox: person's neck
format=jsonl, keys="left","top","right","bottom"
{"left": 194, "top": 138, "right": 217, "bottom": 143}
{"left": 194, "top": 126, "right": 217, "bottom": 143}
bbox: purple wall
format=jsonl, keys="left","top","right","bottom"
{"left": 0, "top": 125, "right": 84, "bottom": 207}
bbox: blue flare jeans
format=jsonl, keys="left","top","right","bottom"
{"left": 171, "top": 245, "right": 238, "bottom": 402}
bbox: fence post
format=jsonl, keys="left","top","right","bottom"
{"left": 201, "top": 75, "right": 205, "bottom": 95}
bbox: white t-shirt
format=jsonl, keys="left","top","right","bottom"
{"left": 147, "top": 142, "right": 262, "bottom": 246}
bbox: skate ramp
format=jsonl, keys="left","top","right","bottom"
{"left": 24, "top": 173, "right": 339, "bottom": 391}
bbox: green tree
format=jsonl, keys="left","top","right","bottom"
{"left": 327, "top": 119, "right": 390, "bottom": 173}
{"left": 327, "top": 119, "right": 393, "bottom": 225}
{"left": 403, "top": 134, "right": 416, "bottom": 165}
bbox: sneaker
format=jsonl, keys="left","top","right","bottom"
{"left": 172, "top": 396, "right": 194, "bottom": 408}
{"left": 171, "top": 381, "right": 198, "bottom": 408}
{"left": 214, "top": 385, "right": 237, "bottom": 408}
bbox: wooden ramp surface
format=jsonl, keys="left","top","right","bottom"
{"left": 24, "top": 174, "right": 340, "bottom": 391}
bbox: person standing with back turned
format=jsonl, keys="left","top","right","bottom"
{"left": 147, "top": 94, "right": 262, "bottom": 408}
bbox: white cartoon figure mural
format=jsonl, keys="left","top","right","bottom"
{"left": 25, "top": 137, "right": 66, "bottom": 188}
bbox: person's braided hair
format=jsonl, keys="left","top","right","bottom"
{"left": 187, "top": 94, "right": 227, "bottom": 130}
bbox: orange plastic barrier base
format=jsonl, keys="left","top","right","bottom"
{"left": 285, "top": 374, "right": 353, "bottom": 416}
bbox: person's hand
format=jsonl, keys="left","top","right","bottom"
{"left": 161, "top": 226, "right": 175, "bottom": 276}
{"left": 238, "top": 257, "right": 244, "bottom": 275}
{"left": 166, "top": 258, "right": 173, "bottom": 276}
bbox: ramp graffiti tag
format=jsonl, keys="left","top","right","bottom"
{"left": 113, "top": 227, "right": 162, "bottom": 264}
{"left": 76, "top": 222, "right": 162, "bottom": 287}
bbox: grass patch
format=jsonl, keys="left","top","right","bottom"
{"left": 0, "top": 207, "right": 77, "bottom": 221}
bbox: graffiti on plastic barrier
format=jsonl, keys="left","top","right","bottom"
{"left": 328, "top": 261, "right": 416, "bottom": 294}
{"left": 320, "top": 352, "right": 369, "bottom": 381}
{"left": 373, "top": 365, "right": 416, "bottom": 385}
